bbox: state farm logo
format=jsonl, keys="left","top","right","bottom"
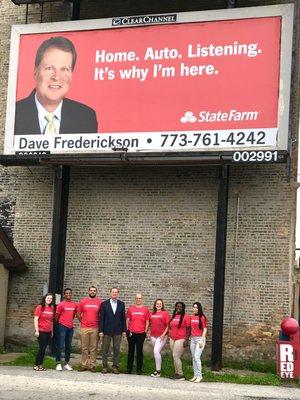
{"left": 180, "top": 109, "right": 259, "bottom": 123}
{"left": 180, "top": 111, "right": 197, "bottom": 123}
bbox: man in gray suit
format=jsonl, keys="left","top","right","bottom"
{"left": 99, "top": 287, "right": 126, "bottom": 374}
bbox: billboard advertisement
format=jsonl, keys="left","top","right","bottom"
{"left": 4, "top": 5, "right": 293, "bottom": 161}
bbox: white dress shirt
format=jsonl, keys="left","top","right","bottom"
{"left": 110, "top": 299, "right": 118, "bottom": 314}
{"left": 35, "top": 94, "right": 62, "bottom": 134}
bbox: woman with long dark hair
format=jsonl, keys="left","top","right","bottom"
{"left": 168, "top": 301, "right": 190, "bottom": 380}
{"left": 189, "top": 302, "right": 207, "bottom": 383}
{"left": 33, "top": 293, "right": 54, "bottom": 371}
{"left": 149, "top": 298, "right": 170, "bottom": 377}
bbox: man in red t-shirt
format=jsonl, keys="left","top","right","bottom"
{"left": 55, "top": 288, "right": 77, "bottom": 371}
{"left": 126, "top": 293, "right": 150, "bottom": 374}
{"left": 77, "top": 286, "right": 102, "bottom": 372}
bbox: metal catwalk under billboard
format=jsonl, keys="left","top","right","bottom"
{"left": 4, "top": 5, "right": 293, "bottom": 159}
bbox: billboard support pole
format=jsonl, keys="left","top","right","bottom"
{"left": 211, "top": 164, "right": 229, "bottom": 371}
{"left": 48, "top": 165, "right": 70, "bottom": 355}
{"left": 48, "top": 165, "right": 70, "bottom": 295}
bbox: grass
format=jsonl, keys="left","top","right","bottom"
{"left": 1, "top": 347, "right": 286, "bottom": 386}
{"left": 3, "top": 345, "right": 56, "bottom": 369}
{"left": 220, "top": 359, "right": 276, "bottom": 374}
{"left": 0, "top": 347, "right": 5, "bottom": 355}
{"left": 203, "top": 370, "right": 281, "bottom": 386}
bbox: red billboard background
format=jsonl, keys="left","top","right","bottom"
{"left": 15, "top": 17, "right": 280, "bottom": 134}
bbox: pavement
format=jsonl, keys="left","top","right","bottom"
{"left": 0, "top": 365, "right": 299, "bottom": 400}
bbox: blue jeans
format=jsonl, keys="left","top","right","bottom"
{"left": 55, "top": 323, "right": 74, "bottom": 363}
{"left": 190, "top": 336, "right": 205, "bottom": 378}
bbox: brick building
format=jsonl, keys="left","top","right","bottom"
{"left": 0, "top": 0, "right": 299, "bottom": 363}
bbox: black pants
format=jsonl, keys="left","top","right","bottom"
{"left": 127, "top": 332, "right": 146, "bottom": 373}
{"left": 35, "top": 331, "right": 51, "bottom": 366}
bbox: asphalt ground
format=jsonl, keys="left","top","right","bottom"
{"left": 0, "top": 366, "right": 299, "bottom": 400}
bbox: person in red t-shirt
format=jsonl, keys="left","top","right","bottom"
{"left": 149, "top": 298, "right": 170, "bottom": 377}
{"left": 77, "top": 286, "right": 103, "bottom": 372}
{"left": 126, "top": 293, "right": 150, "bottom": 374}
{"left": 168, "top": 301, "right": 191, "bottom": 380}
{"left": 55, "top": 288, "right": 77, "bottom": 371}
{"left": 33, "top": 293, "right": 54, "bottom": 371}
{"left": 189, "top": 302, "right": 208, "bottom": 383}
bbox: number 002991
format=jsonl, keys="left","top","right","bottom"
{"left": 232, "top": 151, "right": 278, "bottom": 163}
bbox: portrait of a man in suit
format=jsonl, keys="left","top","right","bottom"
{"left": 14, "top": 36, "right": 98, "bottom": 135}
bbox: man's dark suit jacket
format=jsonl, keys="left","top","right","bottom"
{"left": 14, "top": 90, "right": 98, "bottom": 135}
{"left": 99, "top": 299, "right": 126, "bottom": 336}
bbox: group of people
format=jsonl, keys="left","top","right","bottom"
{"left": 33, "top": 286, "right": 207, "bottom": 382}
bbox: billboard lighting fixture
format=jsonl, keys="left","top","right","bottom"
{"left": 111, "top": 147, "right": 129, "bottom": 152}
{"left": 11, "top": 0, "right": 63, "bottom": 5}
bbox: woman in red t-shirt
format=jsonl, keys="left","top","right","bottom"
{"left": 33, "top": 293, "right": 54, "bottom": 371}
{"left": 189, "top": 302, "right": 207, "bottom": 383}
{"left": 168, "top": 301, "right": 190, "bottom": 380}
{"left": 149, "top": 298, "right": 170, "bottom": 377}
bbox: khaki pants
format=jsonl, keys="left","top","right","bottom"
{"left": 81, "top": 327, "right": 99, "bottom": 369}
{"left": 169, "top": 338, "right": 185, "bottom": 375}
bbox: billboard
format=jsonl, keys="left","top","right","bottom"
{"left": 4, "top": 5, "right": 293, "bottom": 162}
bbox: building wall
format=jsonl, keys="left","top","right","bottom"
{"left": 0, "top": 0, "right": 298, "bottom": 361}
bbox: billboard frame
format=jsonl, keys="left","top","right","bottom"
{"left": 3, "top": 4, "right": 294, "bottom": 165}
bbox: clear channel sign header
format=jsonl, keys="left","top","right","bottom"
{"left": 4, "top": 5, "right": 293, "bottom": 160}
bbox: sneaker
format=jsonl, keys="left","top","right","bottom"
{"left": 151, "top": 371, "right": 161, "bottom": 377}
{"left": 172, "top": 374, "right": 185, "bottom": 381}
{"left": 194, "top": 377, "right": 203, "bottom": 383}
{"left": 189, "top": 376, "right": 197, "bottom": 382}
{"left": 33, "top": 365, "right": 45, "bottom": 371}
{"left": 102, "top": 368, "right": 108, "bottom": 374}
{"left": 90, "top": 367, "right": 97, "bottom": 373}
{"left": 56, "top": 363, "right": 63, "bottom": 371}
{"left": 63, "top": 364, "right": 73, "bottom": 371}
